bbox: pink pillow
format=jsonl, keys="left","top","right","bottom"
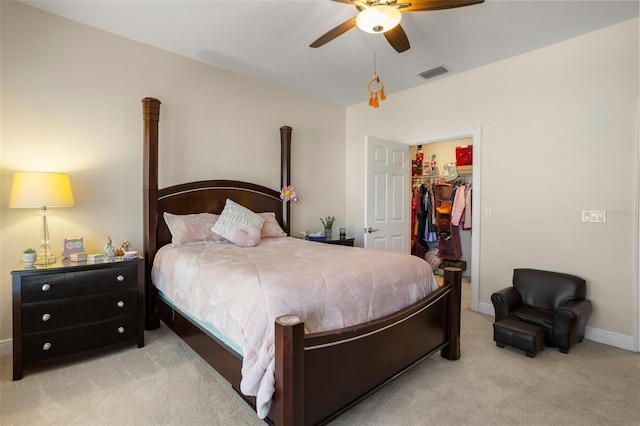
{"left": 233, "top": 227, "right": 262, "bottom": 248}
{"left": 258, "top": 212, "right": 287, "bottom": 238}
{"left": 163, "top": 212, "right": 226, "bottom": 245}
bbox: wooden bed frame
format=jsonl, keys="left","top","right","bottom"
{"left": 142, "top": 97, "right": 462, "bottom": 425}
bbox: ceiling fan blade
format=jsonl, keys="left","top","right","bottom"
{"left": 384, "top": 24, "right": 410, "bottom": 53}
{"left": 310, "top": 17, "right": 358, "bottom": 48}
{"left": 403, "top": 0, "right": 484, "bottom": 12}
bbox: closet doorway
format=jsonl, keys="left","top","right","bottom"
{"left": 409, "top": 128, "right": 481, "bottom": 312}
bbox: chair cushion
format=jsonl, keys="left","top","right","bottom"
{"left": 509, "top": 306, "right": 553, "bottom": 329}
{"left": 513, "top": 268, "right": 586, "bottom": 311}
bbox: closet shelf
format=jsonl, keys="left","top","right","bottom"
{"left": 412, "top": 175, "right": 443, "bottom": 180}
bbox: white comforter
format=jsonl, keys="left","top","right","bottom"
{"left": 152, "top": 237, "right": 438, "bottom": 418}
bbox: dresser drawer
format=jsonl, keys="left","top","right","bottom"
{"left": 22, "top": 289, "right": 138, "bottom": 333}
{"left": 21, "top": 314, "right": 138, "bottom": 364}
{"left": 21, "top": 265, "right": 138, "bottom": 302}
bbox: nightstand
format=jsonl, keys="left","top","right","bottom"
{"left": 322, "top": 238, "right": 355, "bottom": 247}
{"left": 11, "top": 258, "right": 144, "bottom": 380}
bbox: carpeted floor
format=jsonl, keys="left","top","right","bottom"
{"left": 2, "top": 279, "right": 639, "bottom": 425}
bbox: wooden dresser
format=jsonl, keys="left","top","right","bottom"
{"left": 11, "top": 258, "right": 144, "bottom": 380}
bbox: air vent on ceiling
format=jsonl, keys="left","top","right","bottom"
{"left": 419, "top": 66, "right": 449, "bottom": 80}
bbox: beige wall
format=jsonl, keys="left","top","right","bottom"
{"left": 346, "top": 18, "right": 639, "bottom": 350}
{"left": 0, "top": 2, "right": 346, "bottom": 343}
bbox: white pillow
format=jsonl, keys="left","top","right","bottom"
{"left": 212, "top": 199, "right": 265, "bottom": 245}
{"left": 163, "top": 212, "right": 225, "bottom": 245}
{"left": 258, "top": 212, "right": 287, "bottom": 238}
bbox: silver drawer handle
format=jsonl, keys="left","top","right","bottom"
{"left": 116, "top": 275, "right": 125, "bottom": 282}
{"left": 117, "top": 301, "right": 125, "bottom": 308}
{"left": 42, "top": 313, "right": 51, "bottom": 321}
{"left": 42, "top": 342, "right": 52, "bottom": 351}
{"left": 41, "top": 283, "right": 51, "bottom": 292}
{"left": 117, "top": 327, "right": 125, "bottom": 334}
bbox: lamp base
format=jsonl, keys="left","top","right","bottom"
{"left": 35, "top": 244, "right": 56, "bottom": 266}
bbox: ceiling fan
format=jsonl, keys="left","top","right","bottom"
{"left": 310, "top": 0, "right": 485, "bottom": 53}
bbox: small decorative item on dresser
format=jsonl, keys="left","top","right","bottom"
{"left": 70, "top": 252, "right": 87, "bottom": 262}
{"left": 87, "top": 253, "right": 104, "bottom": 263}
{"left": 308, "top": 232, "right": 327, "bottom": 242}
{"left": 339, "top": 228, "right": 346, "bottom": 239}
{"left": 320, "top": 216, "right": 336, "bottom": 239}
{"left": 62, "top": 237, "right": 85, "bottom": 259}
{"left": 121, "top": 241, "right": 132, "bottom": 252}
{"left": 104, "top": 236, "right": 115, "bottom": 260}
{"left": 22, "top": 248, "right": 37, "bottom": 267}
{"left": 123, "top": 251, "right": 140, "bottom": 260}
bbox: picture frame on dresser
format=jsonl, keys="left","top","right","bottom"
{"left": 11, "top": 258, "right": 145, "bottom": 380}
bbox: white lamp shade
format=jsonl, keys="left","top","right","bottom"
{"left": 9, "top": 172, "right": 74, "bottom": 208}
{"left": 356, "top": 5, "right": 402, "bottom": 34}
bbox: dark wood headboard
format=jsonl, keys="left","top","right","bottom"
{"left": 141, "top": 97, "right": 292, "bottom": 325}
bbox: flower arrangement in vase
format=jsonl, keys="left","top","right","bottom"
{"left": 320, "top": 216, "right": 336, "bottom": 239}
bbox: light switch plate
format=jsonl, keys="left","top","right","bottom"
{"left": 582, "top": 210, "right": 606, "bottom": 223}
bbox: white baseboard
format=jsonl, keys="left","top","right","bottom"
{"left": 478, "top": 301, "right": 494, "bottom": 317}
{"left": 0, "top": 338, "right": 12, "bottom": 356}
{"left": 584, "top": 327, "right": 636, "bottom": 352}
{"left": 476, "top": 302, "right": 637, "bottom": 353}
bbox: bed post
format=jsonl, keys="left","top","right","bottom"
{"left": 142, "top": 97, "right": 161, "bottom": 330}
{"left": 280, "top": 126, "right": 292, "bottom": 236}
{"left": 441, "top": 267, "right": 462, "bottom": 360}
{"left": 273, "top": 315, "right": 304, "bottom": 426}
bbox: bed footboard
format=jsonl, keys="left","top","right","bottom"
{"left": 271, "top": 267, "right": 462, "bottom": 426}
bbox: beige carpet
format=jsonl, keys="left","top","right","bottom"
{"left": 2, "top": 280, "right": 639, "bottom": 425}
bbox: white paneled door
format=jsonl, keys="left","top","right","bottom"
{"left": 364, "top": 136, "right": 410, "bottom": 253}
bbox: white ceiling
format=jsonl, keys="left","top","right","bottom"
{"left": 20, "top": 0, "right": 639, "bottom": 106}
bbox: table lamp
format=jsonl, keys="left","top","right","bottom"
{"left": 9, "top": 172, "right": 74, "bottom": 266}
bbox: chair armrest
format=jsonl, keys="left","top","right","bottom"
{"left": 554, "top": 299, "right": 593, "bottom": 325}
{"left": 491, "top": 287, "right": 522, "bottom": 322}
{"left": 557, "top": 299, "right": 592, "bottom": 317}
{"left": 553, "top": 299, "right": 593, "bottom": 348}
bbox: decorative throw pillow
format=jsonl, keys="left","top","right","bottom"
{"left": 258, "top": 212, "right": 287, "bottom": 238}
{"left": 233, "top": 227, "right": 262, "bottom": 248}
{"left": 212, "top": 199, "right": 265, "bottom": 246}
{"left": 163, "top": 212, "right": 226, "bottom": 245}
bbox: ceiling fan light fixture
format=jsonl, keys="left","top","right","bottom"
{"left": 356, "top": 5, "right": 402, "bottom": 34}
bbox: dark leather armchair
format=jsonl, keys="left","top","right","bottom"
{"left": 491, "top": 268, "right": 592, "bottom": 354}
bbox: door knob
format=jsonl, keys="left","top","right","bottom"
{"left": 364, "top": 227, "right": 380, "bottom": 234}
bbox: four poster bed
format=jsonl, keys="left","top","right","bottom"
{"left": 142, "top": 97, "right": 462, "bottom": 425}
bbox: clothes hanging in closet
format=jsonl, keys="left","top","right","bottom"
{"left": 433, "top": 182, "right": 462, "bottom": 260}
{"left": 451, "top": 182, "right": 472, "bottom": 229}
{"left": 412, "top": 177, "right": 471, "bottom": 259}
{"left": 411, "top": 180, "right": 438, "bottom": 258}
